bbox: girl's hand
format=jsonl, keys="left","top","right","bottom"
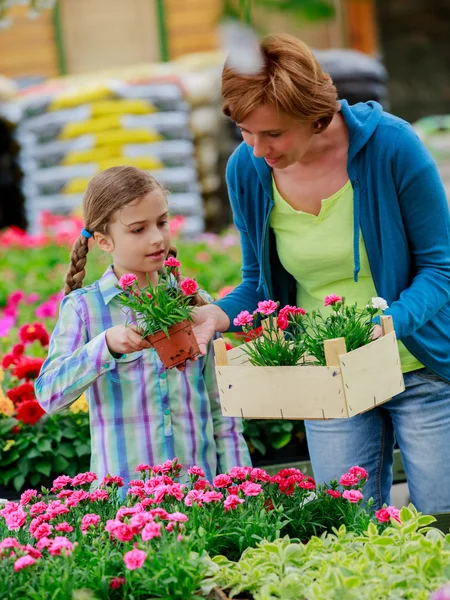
{"left": 371, "top": 324, "right": 383, "bottom": 340}
{"left": 192, "top": 305, "right": 230, "bottom": 355}
{"left": 105, "top": 324, "right": 152, "bottom": 355}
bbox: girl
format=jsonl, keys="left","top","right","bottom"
{"left": 193, "top": 34, "right": 450, "bottom": 513}
{"left": 35, "top": 166, "right": 251, "bottom": 488}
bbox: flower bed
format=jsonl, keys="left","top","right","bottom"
{"left": 0, "top": 460, "right": 447, "bottom": 600}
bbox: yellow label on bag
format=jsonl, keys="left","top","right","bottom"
{"left": 94, "top": 128, "right": 163, "bottom": 146}
{"left": 97, "top": 156, "right": 164, "bottom": 171}
{"left": 49, "top": 86, "right": 113, "bottom": 111}
{"left": 90, "top": 100, "right": 156, "bottom": 116}
{"left": 59, "top": 115, "right": 123, "bottom": 139}
{"left": 63, "top": 146, "right": 123, "bottom": 165}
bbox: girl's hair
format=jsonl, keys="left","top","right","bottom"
{"left": 64, "top": 165, "right": 208, "bottom": 307}
{"left": 222, "top": 33, "right": 338, "bottom": 131}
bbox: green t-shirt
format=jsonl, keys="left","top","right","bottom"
{"left": 270, "top": 177, "right": 423, "bottom": 373}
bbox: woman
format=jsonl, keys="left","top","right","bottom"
{"left": 194, "top": 34, "right": 450, "bottom": 513}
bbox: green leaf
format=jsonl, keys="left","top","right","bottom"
{"left": 35, "top": 461, "right": 52, "bottom": 477}
{"left": 399, "top": 507, "right": 414, "bottom": 523}
{"left": 270, "top": 432, "right": 292, "bottom": 449}
{"left": 36, "top": 438, "right": 52, "bottom": 453}
{"left": 13, "top": 473, "right": 25, "bottom": 492}
{"left": 417, "top": 515, "right": 437, "bottom": 527}
{"left": 52, "top": 455, "right": 70, "bottom": 472}
{"left": 249, "top": 437, "right": 266, "bottom": 455}
{"left": 29, "top": 472, "right": 42, "bottom": 487}
{"left": 58, "top": 443, "right": 75, "bottom": 459}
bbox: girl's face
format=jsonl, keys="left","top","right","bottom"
{"left": 237, "top": 104, "right": 316, "bottom": 169}
{"left": 96, "top": 189, "right": 171, "bottom": 286}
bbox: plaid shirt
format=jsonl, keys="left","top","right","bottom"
{"left": 35, "top": 266, "right": 251, "bottom": 486}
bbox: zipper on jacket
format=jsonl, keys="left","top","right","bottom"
{"left": 260, "top": 202, "right": 274, "bottom": 298}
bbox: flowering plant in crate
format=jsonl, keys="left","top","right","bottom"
{"left": 116, "top": 258, "right": 202, "bottom": 369}
{"left": 233, "top": 295, "right": 388, "bottom": 367}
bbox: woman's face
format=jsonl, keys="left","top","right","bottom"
{"left": 237, "top": 104, "right": 315, "bottom": 169}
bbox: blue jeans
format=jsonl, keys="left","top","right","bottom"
{"left": 305, "top": 368, "right": 450, "bottom": 513}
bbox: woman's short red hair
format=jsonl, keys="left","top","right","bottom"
{"left": 222, "top": 33, "right": 338, "bottom": 129}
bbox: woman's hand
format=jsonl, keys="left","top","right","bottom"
{"left": 371, "top": 324, "right": 383, "bottom": 340}
{"left": 105, "top": 324, "right": 152, "bottom": 355}
{"left": 192, "top": 305, "right": 230, "bottom": 355}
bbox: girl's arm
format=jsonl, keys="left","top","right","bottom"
{"left": 35, "top": 294, "right": 118, "bottom": 414}
{"left": 202, "top": 333, "right": 252, "bottom": 472}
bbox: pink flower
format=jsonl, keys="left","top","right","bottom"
{"left": 187, "top": 466, "right": 205, "bottom": 478}
{"left": 48, "top": 536, "right": 74, "bottom": 556}
{"left": 257, "top": 300, "right": 278, "bottom": 316}
{"left": 431, "top": 585, "right": 450, "bottom": 600}
{"left": 36, "top": 537, "right": 52, "bottom": 551}
{"left": 184, "top": 490, "right": 204, "bottom": 507}
{"left": 71, "top": 472, "right": 97, "bottom": 487}
{"left": 180, "top": 278, "right": 198, "bottom": 296}
{"left": 14, "top": 555, "right": 36, "bottom": 571}
{"left": 51, "top": 475, "right": 72, "bottom": 491}
{"left": 65, "top": 490, "right": 90, "bottom": 508}
{"left": 224, "top": 494, "right": 245, "bottom": 511}
{"left": 47, "top": 501, "right": 70, "bottom": 519}
{"left": 124, "top": 548, "right": 146, "bottom": 570}
{"left": 229, "top": 466, "right": 251, "bottom": 481}
{"left": 55, "top": 522, "right": 73, "bottom": 533}
{"left": 168, "top": 512, "right": 189, "bottom": 523}
{"left": 327, "top": 489, "right": 341, "bottom": 498}
{"left": 32, "top": 523, "right": 53, "bottom": 540}
{"left": 110, "top": 577, "right": 126, "bottom": 590}
{"left": 342, "top": 489, "right": 363, "bottom": 503}
{"left": 202, "top": 491, "right": 224, "bottom": 503}
{"left": 0, "top": 537, "right": 20, "bottom": 551}
{"left": 81, "top": 513, "right": 101, "bottom": 534}
{"left": 118, "top": 274, "right": 138, "bottom": 289}
{"left": 5, "top": 509, "right": 27, "bottom": 531}
{"left": 386, "top": 505, "right": 401, "bottom": 523}
{"left": 250, "top": 468, "right": 271, "bottom": 483}
{"left": 164, "top": 257, "right": 181, "bottom": 268}
{"left": 324, "top": 294, "right": 343, "bottom": 307}
{"left": 20, "top": 489, "right": 38, "bottom": 506}
{"left": 339, "top": 473, "right": 359, "bottom": 487}
{"left": 0, "top": 501, "right": 19, "bottom": 517}
{"left": 233, "top": 310, "right": 254, "bottom": 327}
{"left": 113, "top": 523, "right": 135, "bottom": 542}
{"left": 277, "top": 305, "right": 306, "bottom": 330}
{"left": 26, "top": 293, "right": 41, "bottom": 304}
{"left": 194, "top": 479, "right": 212, "bottom": 491}
{"left": 29, "top": 502, "right": 47, "bottom": 517}
{"left": 277, "top": 312, "right": 289, "bottom": 331}
{"left": 348, "top": 466, "right": 369, "bottom": 480}
{"left": 21, "top": 545, "right": 42, "bottom": 560}
{"left": 298, "top": 480, "right": 316, "bottom": 490}
{"left": 141, "top": 521, "right": 162, "bottom": 541}
{"left": 90, "top": 489, "right": 109, "bottom": 502}
{"left": 135, "top": 463, "right": 151, "bottom": 472}
{"left": 240, "top": 481, "right": 262, "bottom": 497}
{"left": 374, "top": 508, "right": 391, "bottom": 523}
{"left": 148, "top": 508, "right": 169, "bottom": 520}
{"left": 101, "top": 475, "right": 124, "bottom": 487}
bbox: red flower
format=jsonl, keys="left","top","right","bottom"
{"left": 327, "top": 489, "right": 341, "bottom": 499}
{"left": 15, "top": 400, "right": 45, "bottom": 425}
{"left": 164, "top": 257, "right": 181, "bottom": 268}
{"left": 18, "top": 323, "right": 50, "bottom": 347}
{"left": 7, "top": 382, "right": 35, "bottom": 404}
{"left": 110, "top": 577, "right": 126, "bottom": 590}
{"left": 324, "top": 294, "right": 343, "bottom": 307}
{"left": 12, "top": 357, "right": 44, "bottom": 380}
{"left": 180, "top": 278, "right": 198, "bottom": 296}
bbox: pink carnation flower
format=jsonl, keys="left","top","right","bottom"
{"left": 32, "top": 523, "right": 53, "bottom": 540}
{"left": 20, "top": 489, "right": 38, "bottom": 506}
{"left": 348, "top": 466, "right": 369, "bottom": 480}
{"left": 339, "top": 472, "right": 359, "bottom": 487}
{"left": 90, "top": 489, "right": 109, "bottom": 502}
{"left": 48, "top": 536, "right": 74, "bottom": 556}
{"left": 71, "top": 472, "right": 97, "bottom": 487}
{"left": 141, "top": 521, "right": 162, "bottom": 541}
{"left": 233, "top": 310, "right": 254, "bottom": 327}
{"left": 14, "top": 555, "right": 36, "bottom": 571}
{"left": 5, "top": 509, "right": 27, "bottom": 531}
{"left": 342, "top": 489, "right": 363, "bottom": 503}
{"left": 135, "top": 463, "right": 151, "bottom": 472}
{"left": 324, "top": 294, "right": 343, "bottom": 307}
{"left": 240, "top": 481, "right": 262, "bottom": 497}
{"left": 118, "top": 273, "right": 138, "bottom": 289}
{"left": 213, "top": 474, "right": 232, "bottom": 488}
{"left": 202, "top": 491, "right": 224, "bottom": 503}
{"left": 256, "top": 300, "right": 278, "bottom": 316}
{"left": 224, "top": 494, "right": 245, "bottom": 511}
{"left": 55, "top": 522, "right": 73, "bottom": 533}
{"left": 168, "top": 512, "right": 189, "bottom": 522}
{"left": 81, "top": 513, "right": 101, "bottom": 533}
{"left": 124, "top": 548, "right": 146, "bottom": 570}
{"left": 51, "top": 475, "right": 72, "bottom": 491}
{"left": 36, "top": 536, "right": 52, "bottom": 551}
{"left": 184, "top": 490, "right": 204, "bottom": 507}
{"left": 29, "top": 502, "right": 47, "bottom": 517}
{"left": 164, "top": 257, "right": 181, "bottom": 268}
{"left": 327, "top": 489, "right": 341, "bottom": 499}
{"left": 180, "top": 278, "right": 198, "bottom": 296}
{"left": 187, "top": 466, "right": 205, "bottom": 478}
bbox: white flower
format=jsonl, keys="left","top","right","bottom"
{"left": 371, "top": 297, "right": 389, "bottom": 311}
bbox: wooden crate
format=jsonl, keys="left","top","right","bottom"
{"left": 214, "top": 316, "right": 405, "bottom": 420}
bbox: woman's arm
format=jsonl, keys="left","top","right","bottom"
{"left": 381, "top": 123, "right": 450, "bottom": 339}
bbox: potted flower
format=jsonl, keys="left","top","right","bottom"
{"left": 116, "top": 258, "right": 201, "bottom": 369}
{"left": 213, "top": 296, "right": 405, "bottom": 420}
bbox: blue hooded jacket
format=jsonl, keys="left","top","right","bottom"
{"left": 216, "top": 100, "right": 450, "bottom": 382}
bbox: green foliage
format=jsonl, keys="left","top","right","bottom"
{"left": 204, "top": 509, "right": 450, "bottom": 599}
{"left": 223, "top": 0, "right": 335, "bottom": 25}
